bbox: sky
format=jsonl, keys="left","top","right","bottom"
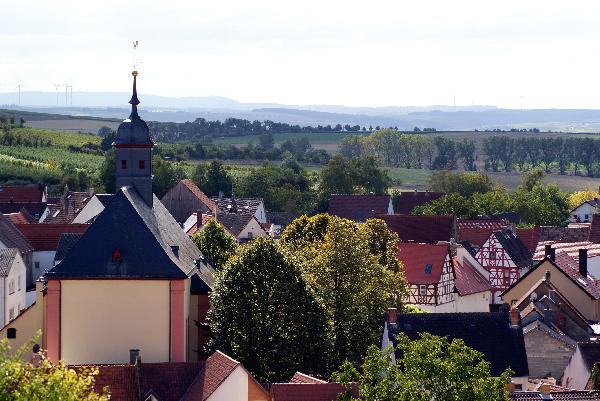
{"left": 1, "top": 0, "right": 600, "bottom": 109}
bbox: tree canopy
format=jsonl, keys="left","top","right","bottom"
{"left": 192, "top": 160, "right": 233, "bottom": 197}
{"left": 191, "top": 218, "right": 238, "bottom": 269}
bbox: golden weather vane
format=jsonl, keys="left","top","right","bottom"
{"left": 132, "top": 40, "right": 140, "bottom": 75}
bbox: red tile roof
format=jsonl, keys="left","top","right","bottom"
{"left": 457, "top": 219, "right": 510, "bottom": 248}
{"left": 15, "top": 223, "right": 90, "bottom": 251}
{"left": 4, "top": 212, "right": 32, "bottom": 225}
{"left": 394, "top": 191, "right": 445, "bottom": 215}
{"left": 516, "top": 227, "right": 541, "bottom": 254}
{"left": 271, "top": 383, "right": 357, "bottom": 401}
{"left": 0, "top": 185, "right": 44, "bottom": 203}
{"left": 453, "top": 257, "right": 492, "bottom": 295}
{"left": 328, "top": 195, "right": 391, "bottom": 221}
{"left": 397, "top": 242, "right": 449, "bottom": 285}
{"left": 180, "top": 179, "right": 217, "bottom": 213}
{"left": 589, "top": 217, "right": 600, "bottom": 244}
{"left": 182, "top": 350, "right": 240, "bottom": 401}
{"left": 290, "top": 372, "right": 327, "bottom": 384}
{"left": 457, "top": 218, "right": 508, "bottom": 230}
{"left": 377, "top": 214, "right": 455, "bottom": 244}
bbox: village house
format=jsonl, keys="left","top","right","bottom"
{"left": 327, "top": 194, "right": 393, "bottom": 222}
{"left": 0, "top": 214, "right": 33, "bottom": 289}
{"left": 457, "top": 217, "right": 511, "bottom": 251}
{"left": 212, "top": 196, "right": 267, "bottom": 224}
{"left": 475, "top": 228, "right": 533, "bottom": 303}
{"left": 562, "top": 342, "right": 600, "bottom": 390}
{"left": 397, "top": 242, "right": 491, "bottom": 312}
{"left": 40, "top": 185, "right": 97, "bottom": 224}
{"left": 71, "top": 194, "right": 114, "bottom": 223}
{"left": 2, "top": 71, "right": 215, "bottom": 366}
{"left": 381, "top": 308, "right": 530, "bottom": 388}
{"left": 186, "top": 212, "right": 268, "bottom": 242}
{"left": 161, "top": 179, "right": 217, "bottom": 225}
{"left": 377, "top": 214, "right": 456, "bottom": 244}
{"left": 0, "top": 248, "right": 27, "bottom": 326}
{"left": 571, "top": 199, "right": 600, "bottom": 223}
{"left": 0, "top": 185, "right": 48, "bottom": 222}
{"left": 533, "top": 242, "right": 600, "bottom": 278}
{"left": 393, "top": 190, "right": 444, "bottom": 215}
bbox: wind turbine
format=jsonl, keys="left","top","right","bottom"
{"left": 54, "top": 84, "right": 65, "bottom": 105}
{"left": 15, "top": 82, "right": 23, "bottom": 105}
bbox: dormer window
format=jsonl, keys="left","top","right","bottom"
{"left": 424, "top": 263, "right": 432, "bottom": 274}
{"left": 139, "top": 160, "right": 145, "bottom": 169}
{"left": 121, "top": 160, "right": 127, "bottom": 169}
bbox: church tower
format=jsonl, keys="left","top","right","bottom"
{"left": 113, "top": 71, "right": 154, "bottom": 205}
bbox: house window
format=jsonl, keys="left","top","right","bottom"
{"left": 489, "top": 250, "right": 497, "bottom": 260}
{"left": 419, "top": 285, "right": 427, "bottom": 296}
{"left": 8, "top": 280, "right": 14, "bottom": 295}
{"left": 247, "top": 232, "right": 254, "bottom": 239}
{"left": 504, "top": 270, "right": 510, "bottom": 278}
{"left": 8, "top": 308, "right": 14, "bottom": 321}
{"left": 424, "top": 264, "right": 432, "bottom": 274}
{"left": 585, "top": 214, "right": 590, "bottom": 221}
{"left": 7, "top": 328, "right": 16, "bottom": 339}
{"left": 121, "top": 160, "right": 127, "bottom": 169}
{"left": 34, "top": 262, "right": 40, "bottom": 270}
{"left": 139, "top": 160, "right": 145, "bottom": 169}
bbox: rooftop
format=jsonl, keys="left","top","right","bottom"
{"left": 15, "top": 223, "right": 89, "bottom": 251}
{"left": 376, "top": 214, "right": 455, "bottom": 244}
{"left": 328, "top": 194, "right": 391, "bottom": 221}
{"left": 394, "top": 191, "right": 444, "bottom": 215}
{"left": 396, "top": 242, "right": 449, "bottom": 285}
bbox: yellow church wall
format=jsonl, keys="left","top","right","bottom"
{"left": 60, "top": 280, "right": 170, "bottom": 364}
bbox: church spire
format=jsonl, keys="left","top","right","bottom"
{"left": 129, "top": 70, "right": 140, "bottom": 118}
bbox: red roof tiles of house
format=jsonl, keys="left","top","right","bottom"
{"left": 182, "top": 351, "right": 240, "bottom": 401}
{"left": 15, "top": 223, "right": 90, "bottom": 251}
{"left": 4, "top": 212, "right": 32, "bottom": 225}
{"left": 377, "top": 214, "right": 455, "bottom": 244}
{"left": 397, "top": 242, "right": 449, "bottom": 285}
{"left": 289, "top": 372, "right": 327, "bottom": 384}
{"left": 533, "top": 241, "right": 600, "bottom": 261}
{"left": 457, "top": 218, "right": 510, "bottom": 248}
{"left": 516, "top": 227, "right": 541, "bottom": 254}
{"left": 589, "top": 217, "right": 600, "bottom": 244}
{"left": 0, "top": 185, "right": 45, "bottom": 203}
{"left": 394, "top": 191, "right": 445, "bottom": 215}
{"left": 328, "top": 194, "right": 392, "bottom": 222}
{"left": 180, "top": 179, "right": 217, "bottom": 213}
{"left": 271, "top": 383, "right": 357, "bottom": 401}
{"left": 453, "top": 256, "right": 492, "bottom": 295}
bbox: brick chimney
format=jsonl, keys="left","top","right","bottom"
{"left": 579, "top": 248, "right": 588, "bottom": 277}
{"left": 129, "top": 348, "right": 140, "bottom": 365}
{"left": 510, "top": 306, "right": 521, "bottom": 327}
{"left": 544, "top": 244, "right": 555, "bottom": 262}
{"left": 387, "top": 307, "right": 397, "bottom": 325}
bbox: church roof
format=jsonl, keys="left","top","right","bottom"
{"left": 113, "top": 72, "right": 153, "bottom": 147}
{"left": 48, "top": 186, "right": 214, "bottom": 286}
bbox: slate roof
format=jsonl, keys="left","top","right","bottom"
{"left": 492, "top": 229, "right": 533, "bottom": 270}
{"left": 215, "top": 213, "right": 255, "bottom": 237}
{"left": 396, "top": 242, "right": 449, "bottom": 285}
{"left": 182, "top": 351, "right": 242, "bottom": 401}
{"left": 377, "top": 214, "right": 455, "bottom": 244}
{"left": 54, "top": 233, "right": 83, "bottom": 262}
{"left": 517, "top": 227, "right": 541, "bottom": 254}
{"left": 394, "top": 191, "right": 444, "bottom": 215}
{"left": 0, "top": 185, "right": 45, "bottom": 203}
{"left": 95, "top": 194, "right": 114, "bottom": 207}
{"left": 453, "top": 256, "right": 492, "bottom": 295}
{"left": 0, "top": 248, "right": 19, "bottom": 276}
{"left": 572, "top": 199, "right": 600, "bottom": 212}
{"left": 44, "top": 190, "right": 95, "bottom": 224}
{"left": 0, "top": 214, "right": 33, "bottom": 253}
{"left": 271, "top": 383, "right": 357, "bottom": 401}
{"left": 179, "top": 180, "right": 217, "bottom": 212}
{"left": 327, "top": 194, "right": 391, "bottom": 221}
{"left": 212, "top": 197, "right": 263, "bottom": 216}
{"left": 388, "top": 312, "right": 529, "bottom": 377}
{"left": 510, "top": 391, "right": 600, "bottom": 400}
{"left": 289, "top": 372, "right": 327, "bottom": 384}
{"left": 48, "top": 187, "right": 214, "bottom": 287}
{"left": 15, "top": 223, "right": 89, "bottom": 252}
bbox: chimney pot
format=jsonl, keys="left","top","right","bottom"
{"left": 545, "top": 270, "right": 551, "bottom": 283}
{"left": 510, "top": 307, "right": 521, "bottom": 327}
{"left": 387, "top": 307, "right": 397, "bottom": 325}
{"left": 579, "top": 248, "right": 588, "bottom": 277}
{"left": 129, "top": 349, "right": 140, "bottom": 365}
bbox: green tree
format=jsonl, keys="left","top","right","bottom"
{"left": 191, "top": 218, "right": 238, "bottom": 269}
{"left": 192, "top": 161, "right": 233, "bottom": 197}
{"left": 153, "top": 157, "right": 186, "bottom": 198}
{"left": 429, "top": 171, "right": 494, "bottom": 198}
{"left": 412, "top": 193, "right": 474, "bottom": 217}
{"left": 0, "top": 335, "right": 109, "bottom": 400}
{"left": 320, "top": 155, "right": 354, "bottom": 195}
{"left": 281, "top": 215, "right": 405, "bottom": 372}
{"left": 258, "top": 132, "right": 274, "bottom": 149}
{"left": 332, "top": 335, "right": 511, "bottom": 401}
{"left": 209, "top": 237, "right": 328, "bottom": 382}
{"left": 471, "top": 189, "right": 512, "bottom": 216}
{"left": 351, "top": 157, "right": 391, "bottom": 194}
{"left": 98, "top": 150, "right": 116, "bottom": 193}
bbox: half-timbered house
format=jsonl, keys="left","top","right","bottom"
{"left": 476, "top": 229, "right": 533, "bottom": 303}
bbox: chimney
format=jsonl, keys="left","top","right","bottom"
{"left": 579, "top": 248, "right": 588, "bottom": 277}
{"left": 129, "top": 348, "right": 140, "bottom": 364}
{"left": 545, "top": 270, "right": 551, "bottom": 284}
{"left": 387, "top": 307, "right": 397, "bottom": 325}
{"left": 543, "top": 306, "right": 553, "bottom": 327}
{"left": 544, "top": 244, "right": 555, "bottom": 262}
{"left": 510, "top": 306, "right": 521, "bottom": 327}
{"left": 171, "top": 245, "right": 179, "bottom": 258}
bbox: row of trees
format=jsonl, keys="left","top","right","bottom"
{"left": 414, "top": 170, "right": 570, "bottom": 226}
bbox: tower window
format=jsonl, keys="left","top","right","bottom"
{"left": 139, "top": 160, "right": 145, "bottom": 169}
{"left": 121, "top": 160, "right": 127, "bottom": 169}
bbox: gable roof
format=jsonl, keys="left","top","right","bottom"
{"left": 328, "top": 194, "right": 391, "bottom": 221}
{"left": 511, "top": 391, "right": 600, "bottom": 400}
{"left": 394, "top": 191, "right": 444, "bottom": 215}
{"left": 0, "top": 248, "right": 19, "bottom": 276}
{"left": 43, "top": 189, "right": 95, "bottom": 224}
{"left": 271, "top": 383, "right": 357, "bottom": 401}
{"left": 0, "top": 214, "right": 33, "bottom": 253}
{"left": 533, "top": 241, "right": 600, "bottom": 261}
{"left": 377, "top": 214, "right": 455, "bottom": 244}
{"left": 48, "top": 187, "right": 214, "bottom": 287}
{"left": 0, "top": 185, "right": 45, "bottom": 203}
{"left": 212, "top": 197, "right": 263, "bottom": 216}
{"left": 388, "top": 312, "right": 529, "bottom": 377}
{"left": 0, "top": 202, "right": 46, "bottom": 219}
{"left": 54, "top": 233, "right": 83, "bottom": 261}
{"left": 95, "top": 194, "right": 114, "bottom": 207}
{"left": 516, "top": 227, "right": 541, "bottom": 254}
{"left": 5, "top": 211, "right": 33, "bottom": 225}
{"left": 215, "top": 213, "right": 255, "bottom": 237}
{"left": 457, "top": 218, "right": 510, "bottom": 248}
{"left": 453, "top": 256, "right": 492, "bottom": 295}
{"left": 396, "top": 242, "right": 449, "bottom": 285}
{"left": 492, "top": 229, "right": 533, "bottom": 269}
{"left": 178, "top": 180, "right": 217, "bottom": 212}
{"left": 289, "top": 372, "right": 327, "bottom": 384}
{"left": 572, "top": 199, "right": 600, "bottom": 212}
{"left": 181, "top": 351, "right": 241, "bottom": 401}
{"left": 15, "top": 223, "right": 89, "bottom": 251}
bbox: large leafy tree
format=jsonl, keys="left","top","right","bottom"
{"left": 281, "top": 215, "right": 405, "bottom": 372}
{"left": 191, "top": 218, "right": 238, "bottom": 269}
{"left": 209, "top": 237, "right": 328, "bottom": 382}
{"left": 153, "top": 157, "right": 186, "bottom": 198}
{"left": 192, "top": 160, "right": 233, "bottom": 197}
{"left": 0, "top": 336, "right": 108, "bottom": 400}
{"left": 568, "top": 189, "right": 600, "bottom": 210}
{"left": 333, "top": 335, "right": 511, "bottom": 401}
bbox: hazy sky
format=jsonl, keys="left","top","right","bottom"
{"left": 2, "top": 0, "right": 600, "bottom": 108}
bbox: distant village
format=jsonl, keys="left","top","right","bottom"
{"left": 3, "top": 74, "right": 600, "bottom": 400}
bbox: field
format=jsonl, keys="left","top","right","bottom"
{"left": 26, "top": 119, "right": 120, "bottom": 134}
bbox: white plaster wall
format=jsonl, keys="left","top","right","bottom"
{"left": 5, "top": 255, "right": 27, "bottom": 326}
{"left": 587, "top": 256, "right": 600, "bottom": 279}
{"left": 207, "top": 365, "right": 248, "bottom": 401}
{"left": 562, "top": 347, "right": 590, "bottom": 389}
{"left": 72, "top": 196, "right": 105, "bottom": 224}
{"left": 456, "top": 291, "right": 491, "bottom": 312}
{"left": 33, "top": 251, "right": 55, "bottom": 280}
{"left": 387, "top": 199, "right": 394, "bottom": 214}
{"left": 572, "top": 204, "right": 597, "bottom": 222}
{"left": 238, "top": 219, "right": 268, "bottom": 240}
{"left": 254, "top": 203, "right": 267, "bottom": 224}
